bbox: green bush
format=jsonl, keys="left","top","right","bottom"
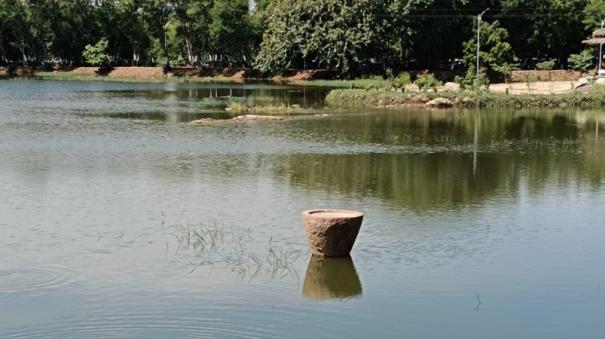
{"left": 459, "top": 65, "right": 489, "bottom": 91}
{"left": 568, "top": 49, "right": 594, "bottom": 71}
{"left": 536, "top": 59, "right": 556, "bottom": 70}
{"left": 415, "top": 73, "right": 442, "bottom": 92}
{"left": 391, "top": 72, "right": 412, "bottom": 88}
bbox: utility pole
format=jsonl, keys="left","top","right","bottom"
{"left": 476, "top": 9, "right": 490, "bottom": 81}
{"left": 597, "top": 20, "right": 605, "bottom": 78}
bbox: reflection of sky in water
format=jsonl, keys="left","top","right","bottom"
{"left": 0, "top": 80, "right": 605, "bottom": 338}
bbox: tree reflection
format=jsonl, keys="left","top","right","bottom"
{"left": 276, "top": 110, "right": 605, "bottom": 210}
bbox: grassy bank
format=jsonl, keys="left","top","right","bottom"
{"left": 287, "top": 77, "right": 392, "bottom": 88}
{"left": 326, "top": 88, "right": 605, "bottom": 109}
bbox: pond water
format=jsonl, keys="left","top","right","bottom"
{"left": 1, "top": 79, "right": 604, "bottom": 338}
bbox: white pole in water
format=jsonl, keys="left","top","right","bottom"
{"left": 477, "top": 9, "right": 490, "bottom": 81}
{"left": 473, "top": 116, "right": 479, "bottom": 175}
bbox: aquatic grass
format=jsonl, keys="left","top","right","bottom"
{"left": 225, "top": 101, "right": 325, "bottom": 115}
{"left": 174, "top": 223, "right": 225, "bottom": 252}
{"left": 173, "top": 223, "right": 301, "bottom": 282}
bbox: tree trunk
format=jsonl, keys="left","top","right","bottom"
{"left": 20, "top": 42, "right": 27, "bottom": 66}
{"left": 163, "top": 29, "right": 170, "bottom": 69}
{"left": 185, "top": 36, "right": 193, "bottom": 65}
{"left": 132, "top": 49, "right": 139, "bottom": 66}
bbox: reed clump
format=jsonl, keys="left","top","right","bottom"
{"left": 173, "top": 223, "right": 301, "bottom": 281}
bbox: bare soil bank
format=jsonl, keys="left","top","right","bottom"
{"left": 4, "top": 66, "right": 339, "bottom": 82}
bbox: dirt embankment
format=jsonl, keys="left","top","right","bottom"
{"left": 36, "top": 66, "right": 276, "bottom": 81}
{"left": 273, "top": 69, "right": 338, "bottom": 82}
{"left": 26, "top": 66, "right": 343, "bottom": 82}
{"left": 1, "top": 66, "right": 35, "bottom": 76}
{"left": 108, "top": 67, "right": 165, "bottom": 79}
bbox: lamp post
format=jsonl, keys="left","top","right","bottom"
{"left": 476, "top": 9, "right": 490, "bottom": 81}
{"left": 599, "top": 20, "right": 604, "bottom": 77}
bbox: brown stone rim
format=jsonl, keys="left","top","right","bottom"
{"left": 302, "top": 209, "right": 364, "bottom": 219}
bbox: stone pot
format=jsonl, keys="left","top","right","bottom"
{"left": 302, "top": 209, "right": 364, "bottom": 257}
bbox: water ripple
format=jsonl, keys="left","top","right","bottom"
{"left": 0, "top": 267, "right": 74, "bottom": 293}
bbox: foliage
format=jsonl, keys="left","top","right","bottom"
{"left": 415, "top": 74, "right": 442, "bottom": 92}
{"left": 83, "top": 39, "right": 109, "bottom": 67}
{"left": 536, "top": 59, "right": 556, "bottom": 70}
{"left": 583, "top": 0, "right": 605, "bottom": 30}
{"left": 0, "top": 0, "right": 601, "bottom": 77}
{"left": 462, "top": 20, "right": 516, "bottom": 77}
{"left": 391, "top": 73, "right": 412, "bottom": 89}
{"left": 500, "top": 0, "right": 587, "bottom": 62}
{"left": 568, "top": 49, "right": 595, "bottom": 71}
{"left": 492, "top": 63, "right": 517, "bottom": 83}
{"left": 255, "top": 0, "right": 411, "bottom": 74}
{"left": 460, "top": 65, "right": 490, "bottom": 90}
{"left": 209, "top": 0, "right": 258, "bottom": 66}
{"left": 174, "top": 0, "right": 212, "bottom": 65}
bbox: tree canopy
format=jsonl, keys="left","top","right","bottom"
{"left": 0, "top": 0, "right": 602, "bottom": 75}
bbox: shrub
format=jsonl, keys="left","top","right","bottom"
{"left": 391, "top": 72, "right": 412, "bottom": 88}
{"left": 460, "top": 65, "right": 489, "bottom": 91}
{"left": 415, "top": 73, "right": 442, "bottom": 92}
{"left": 568, "top": 49, "right": 594, "bottom": 71}
{"left": 536, "top": 59, "right": 556, "bottom": 70}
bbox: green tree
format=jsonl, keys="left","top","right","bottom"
{"left": 583, "top": 0, "right": 605, "bottom": 30}
{"left": 256, "top": 0, "right": 406, "bottom": 74}
{"left": 82, "top": 38, "right": 109, "bottom": 66}
{"left": 209, "top": 0, "right": 256, "bottom": 66}
{"left": 173, "top": 0, "right": 213, "bottom": 65}
{"left": 95, "top": 0, "right": 150, "bottom": 66}
{"left": 499, "top": 0, "right": 588, "bottom": 62}
{"left": 462, "top": 20, "right": 517, "bottom": 77}
{"left": 141, "top": 0, "right": 174, "bottom": 68}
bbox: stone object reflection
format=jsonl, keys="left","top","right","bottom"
{"left": 302, "top": 255, "right": 362, "bottom": 300}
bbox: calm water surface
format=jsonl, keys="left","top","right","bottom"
{"left": 1, "top": 79, "right": 604, "bottom": 338}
